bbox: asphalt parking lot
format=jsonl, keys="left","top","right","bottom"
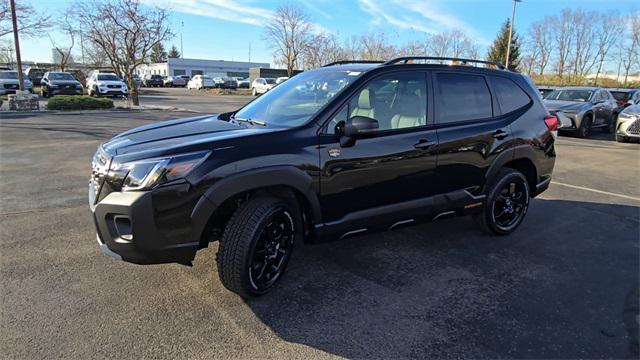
{"left": 1, "top": 96, "right": 639, "bottom": 358}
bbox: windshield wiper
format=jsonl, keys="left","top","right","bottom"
{"left": 233, "top": 116, "right": 266, "bottom": 126}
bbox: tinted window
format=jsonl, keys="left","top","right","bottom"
{"left": 325, "top": 72, "right": 427, "bottom": 134}
{"left": 436, "top": 73, "right": 492, "bottom": 123}
{"left": 490, "top": 76, "right": 531, "bottom": 114}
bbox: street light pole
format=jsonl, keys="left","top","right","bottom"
{"left": 9, "top": 0, "right": 24, "bottom": 91}
{"left": 180, "top": 21, "right": 184, "bottom": 59}
{"left": 505, "top": 0, "right": 521, "bottom": 69}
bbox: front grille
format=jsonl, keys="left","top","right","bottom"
{"left": 3, "top": 84, "right": 18, "bottom": 89}
{"left": 107, "top": 84, "right": 121, "bottom": 89}
{"left": 627, "top": 119, "right": 640, "bottom": 135}
{"left": 90, "top": 148, "right": 111, "bottom": 204}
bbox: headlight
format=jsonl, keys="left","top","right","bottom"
{"left": 107, "top": 151, "right": 210, "bottom": 191}
{"left": 618, "top": 112, "right": 638, "bottom": 121}
{"left": 49, "top": 84, "right": 58, "bottom": 88}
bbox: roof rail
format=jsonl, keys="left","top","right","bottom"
{"left": 322, "top": 60, "right": 384, "bottom": 67}
{"left": 383, "top": 56, "right": 506, "bottom": 70}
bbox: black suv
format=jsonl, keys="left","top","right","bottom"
{"left": 90, "top": 57, "right": 557, "bottom": 297}
{"left": 143, "top": 74, "right": 164, "bottom": 87}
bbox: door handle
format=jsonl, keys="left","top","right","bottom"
{"left": 414, "top": 139, "right": 435, "bottom": 149}
{"left": 492, "top": 130, "right": 509, "bottom": 140}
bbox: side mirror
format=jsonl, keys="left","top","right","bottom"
{"left": 340, "top": 116, "right": 379, "bottom": 147}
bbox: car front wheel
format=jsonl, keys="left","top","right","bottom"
{"left": 217, "top": 197, "right": 298, "bottom": 298}
{"left": 474, "top": 168, "right": 530, "bottom": 236}
{"left": 577, "top": 114, "right": 592, "bottom": 138}
{"left": 252, "top": 87, "right": 257, "bottom": 96}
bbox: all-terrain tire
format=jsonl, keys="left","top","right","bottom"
{"left": 217, "top": 197, "right": 299, "bottom": 298}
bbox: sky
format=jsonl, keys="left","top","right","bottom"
{"left": 15, "top": 0, "right": 639, "bottom": 66}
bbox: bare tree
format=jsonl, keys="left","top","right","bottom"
{"left": 302, "top": 32, "right": 347, "bottom": 69}
{"left": 426, "top": 30, "right": 478, "bottom": 59}
{"left": 570, "top": 10, "right": 598, "bottom": 82}
{"left": 552, "top": 9, "right": 574, "bottom": 80}
{"left": 355, "top": 32, "right": 396, "bottom": 60}
{"left": 400, "top": 40, "right": 426, "bottom": 57}
{"left": 621, "top": 13, "right": 640, "bottom": 85}
{"left": 49, "top": 15, "right": 75, "bottom": 71}
{"left": 264, "top": 4, "right": 312, "bottom": 76}
{"left": 73, "top": 0, "right": 173, "bottom": 105}
{"left": 593, "top": 13, "right": 623, "bottom": 83}
{"left": 0, "top": 0, "right": 49, "bottom": 38}
{"left": 528, "top": 18, "right": 553, "bottom": 75}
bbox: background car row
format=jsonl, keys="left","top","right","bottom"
{"left": 538, "top": 85, "right": 640, "bottom": 142}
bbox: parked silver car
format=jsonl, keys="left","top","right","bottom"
{"left": 163, "top": 76, "right": 186, "bottom": 87}
{"left": 616, "top": 102, "right": 640, "bottom": 143}
{"left": 0, "top": 70, "right": 33, "bottom": 94}
{"left": 543, "top": 87, "right": 619, "bottom": 138}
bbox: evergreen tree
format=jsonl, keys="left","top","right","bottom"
{"left": 487, "top": 19, "right": 521, "bottom": 70}
{"left": 150, "top": 43, "right": 167, "bottom": 63}
{"left": 167, "top": 45, "right": 180, "bottom": 59}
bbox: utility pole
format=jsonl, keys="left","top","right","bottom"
{"left": 505, "top": 0, "right": 522, "bottom": 69}
{"left": 248, "top": 42, "right": 251, "bottom": 64}
{"left": 10, "top": 0, "right": 24, "bottom": 90}
{"left": 180, "top": 21, "right": 184, "bottom": 59}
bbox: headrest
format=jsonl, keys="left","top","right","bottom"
{"left": 358, "top": 89, "right": 373, "bottom": 109}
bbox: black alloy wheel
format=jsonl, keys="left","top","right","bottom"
{"left": 475, "top": 168, "right": 530, "bottom": 235}
{"left": 217, "top": 197, "right": 299, "bottom": 298}
{"left": 577, "top": 114, "right": 592, "bottom": 138}
{"left": 247, "top": 209, "right": 295, "bottom": 292}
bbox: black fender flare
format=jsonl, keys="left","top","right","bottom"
{"left": 190, "top": 166, "right": 322, "bottom": 237}
{"left": 485, "top": 145, "right": 538, "bottom": 189}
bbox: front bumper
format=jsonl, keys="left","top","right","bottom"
{"left": 617, "top": 118, "right": 640, "bottom": 138}
{"left": 98, "top": 87, "right": 128, "bottom": 96}
{"left": 90, "top": 182, "right": 214, "bottom": 265}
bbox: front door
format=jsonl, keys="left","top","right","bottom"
{"left": 318, "top": 71, "right": 439, "bottom": 232}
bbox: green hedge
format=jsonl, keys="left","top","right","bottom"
{"left": 46, "top": 96, "right": 114, "bottom": 110}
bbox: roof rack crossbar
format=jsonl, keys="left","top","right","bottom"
{"left": 383, "top": 56, "right": 506, "bottom": 70}
{"left": 322, "top": 60, "right": 384, "bottom": 67}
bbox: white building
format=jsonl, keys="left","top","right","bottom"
{"left": 135, "top": 58, "right": 270, "bottom": 78}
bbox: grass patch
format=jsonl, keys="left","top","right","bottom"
{"left": 46, "top": 96, "right": 114, "bottom": 111}
{"left": 202, "top": 88, "right": 252, "bottom": 96}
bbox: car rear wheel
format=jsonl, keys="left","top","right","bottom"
{"left": 577, "top": 114, "right": 592, "bottom": 138}
{"left": 474, "top": 168, "right": 530, "bottom": 236}
{"left": 217, "top": 197, "right": 298, "bottom": 298}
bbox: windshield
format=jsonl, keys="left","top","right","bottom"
{"left": 0, "top": 71, "right": 18, "bottom": 79}
{"left": 234, "top": 70, "right": 360, "bottom": 127}
{"left": 545, "top": 89, "right": 593, "bottom": 102}
{"left": 49, "top": 73, "right": 75, "bottom": 81}
{"left": 610, "top": 91, "right": 630, "bottom": 101}
{"left": 265, "top": 78, "right": 276, "bottom": 84}
{"left": 98, "top": 74, "right": 120, "bottom": 81}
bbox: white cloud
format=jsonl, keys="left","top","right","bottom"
{"left": 141, "top": 0, "right": 273, "bottom": 27}
{"left": 358, "top": 0, "right": 489, "bottom": 44}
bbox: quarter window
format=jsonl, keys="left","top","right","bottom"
{"left": 436, "top": 73, "right": 492, "bottom": 123}
{"left": 489, "top": 76, "right": 531, "bottom": 114}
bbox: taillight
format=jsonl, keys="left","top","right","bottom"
{"left": 544, "top": 115, "right": 559, "bottom": 131}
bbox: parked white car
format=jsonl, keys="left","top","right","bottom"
{"left": 251, "top": 77, "right": 276, "bottom": 96}
{"left": 187, "top": 75, "right": 215, "bottom": 90}
{"left": 0, "top": 70, "right": 33, "bottom": 94}
{"left": 86, "top": 72, "right": 128, "bottom": 97}
{"left": 275, "top": 77, "right": 289, "bottom": 84}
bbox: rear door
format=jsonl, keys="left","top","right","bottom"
{"left": 433, "top": 72, "right": 530, "bottom": 196}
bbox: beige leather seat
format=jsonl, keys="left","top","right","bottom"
{"left": 350, "top": 89, "right": 375, "bottom": 119}
{"left": 391, "top": 93, "right": 424, "bottom": 129}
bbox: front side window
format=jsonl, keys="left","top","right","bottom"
{"left": 235, "top": 70, "right": 361, "bottom": 128}
{"left": 325, "top": 72, "right": 427, "bottom": 135}
{"left": 436, "top": 73, "right": 493, "bottom": 123}
{"left": 489, "top": 76, "right": 531, "bottom": 114}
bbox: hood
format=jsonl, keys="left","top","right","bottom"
{"left": 0, "top": 78, "right": 32, "bottom": 87}
{"left": 50, "top": 80, "right": 81, "bottom": 86}
{"left": 621, "top": 104, "right": 640, "bottom": 117}
{"left": 102, "top": 114, "right": 279, "bottom": 158}
{"left": 543, "top": 100, "right": 589, "bottom": 112}
{"left": 97, "top": 80, "right": 126, "bottom": 86}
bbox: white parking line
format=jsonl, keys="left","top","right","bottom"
{"left": 551, "top": 181, "right": 640, "bottom": 202}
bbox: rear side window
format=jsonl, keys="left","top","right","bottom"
{"left": 436, "top": 73, "right": 492, "bottom": 123}
{"left": 489, "top": 76, "right": 531, "bottom": 114}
